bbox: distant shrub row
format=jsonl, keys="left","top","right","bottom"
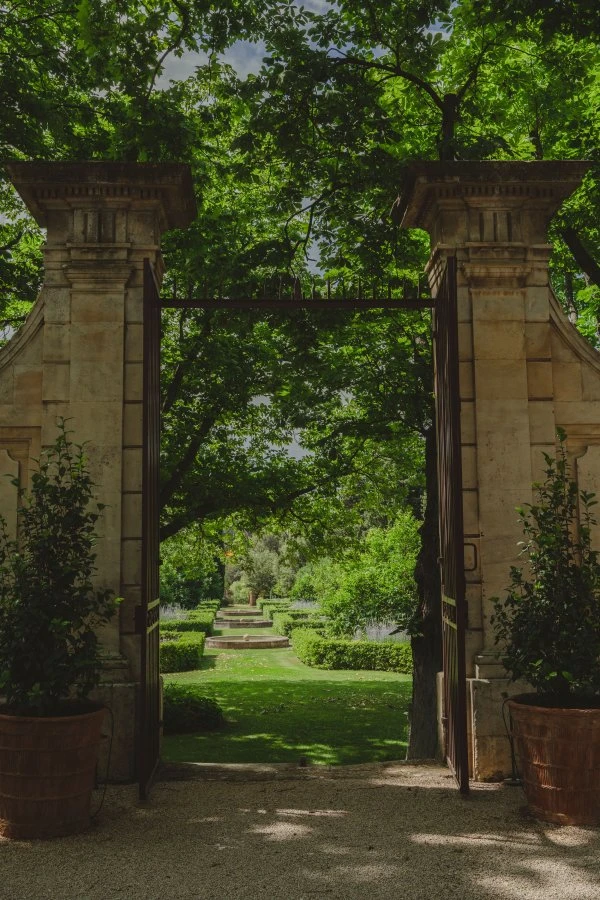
{"left": 291, "top": 628, "right": 412, "bottom": 674}
{"left": 162, "top": 683, "right": 225, "bottom": 733}
{"left": 160, "top": 632, "right": 206, "bottom": 672}
{"left": 271, "top": 612, "right": 329, "bottom": 638}
{"left": 259, "top": 600, "right": 292, "bottom": 619}
{"left": 194, "top": 599, "right": 221, "bottom": 611}
{"left": 161, "top": 608, "right": 215, "bottom": 637}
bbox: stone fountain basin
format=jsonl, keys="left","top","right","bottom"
{"left": 215, "top": 618, "right": 272, "bottom": 628}
{"left": 205, "top": 635, "right": 290, "bottom": 649}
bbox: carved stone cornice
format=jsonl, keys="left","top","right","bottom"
{"left": 5, "top": 161, "right": 196, "bottom": 233}
{"left": 394, "top": 161, "right": 591, "bottom": 247}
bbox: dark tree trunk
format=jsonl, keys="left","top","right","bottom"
{"left": 561, "top": 226, "right": 600, "bottom": 290}
{"left": 407, "top": 424, "right": 443, "bottom": 760}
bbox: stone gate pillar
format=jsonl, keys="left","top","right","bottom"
{"left": 0, "top": 162, "right": 195, "bottom": 779}
{"left": 396, "top": 161, "right": 592, "bottom": 779}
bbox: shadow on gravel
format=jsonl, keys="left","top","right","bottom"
{"left": 1, "top": 765, "right": 599, "bottom": 900}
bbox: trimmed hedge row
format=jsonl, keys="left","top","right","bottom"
{"left": 291, "top": 628, "right": 412, "bottom": 674}
{"left": 163, "top": 683, "right": 225, "bottom": 734}
{"left": 285, "top": 608, "right": 324, "bottom": 620}
{"left": 271, "top": 612, "right": 329, "bottom": 637}
{"left": 194, "top": 599, "right": 221, "bottom": 611}
{"left": 260, "top": 601, "right": 292, "bottom": 620}
{"left": 161, "top": 619, "right": 207, "bottom": 634}
{"left": 185, "top": 609, "right": 216, "bottom": 634}
{"left": 160, "top": 632, "right": 206, "bottom": 672}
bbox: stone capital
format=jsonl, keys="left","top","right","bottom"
{"left": 393, "top": 160, "right": 590, "bottom": 250}
{"left": 5, "top": 161, "right": 196, "bottom": 247}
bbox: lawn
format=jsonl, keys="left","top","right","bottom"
{"left": 162, "top": 646, "right": 412, "bottom": 766}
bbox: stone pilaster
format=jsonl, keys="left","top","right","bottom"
{"left": 397, "top": 160, "right": 590, "bottom": 778}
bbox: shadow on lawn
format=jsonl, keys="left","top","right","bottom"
{"left": 163, "top": 676, "right": 412, "bottom": 766}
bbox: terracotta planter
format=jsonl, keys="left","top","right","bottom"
{"left": 0, "top": 704, "right": 105, "bottom": 839}
{"left": 508, "top": 695, "right": 600, "bottom": 825}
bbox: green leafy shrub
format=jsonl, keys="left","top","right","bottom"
{"left": 260, "top": 600, "right": 291, "bottom": 619}
{"left": 272, "top": 612, "right": 329, "bottom": 637}
{"left": 160, "top": 619, "right": 211, "bottom": 635}
{"left": 0, "top": 419, "right": 119, "bottom": 715}
{"left": 289, "top": 566, "right": 319, "bottom": 602}
{"left": 159, "top": 525, "right": 224, "bottom": 609}
{"left": 492, "top": 433, "right": 600, "bottom": 701}
{"left": 194, "top": 599, "right": 221, "bottom": 611}
{"left": 162, "top": 683, "right": 225, "bottom": 734}
{"left": 160, "top": 633, "right": 205, "bottom": 672}
{"left": 184, "top": 609, "right": 216, "bottom": 634}
{"left": 291, "top": 628, "right": 412, "bottom": 674}
{"left": 291, "top": 513, "right": 420, "bottom": 637}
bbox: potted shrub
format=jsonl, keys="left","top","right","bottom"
{"left": 492, "top": 430, "right": 600, "bottom": 825}
{"left": 0, "top": 420, "right": 118, "bottom": 839}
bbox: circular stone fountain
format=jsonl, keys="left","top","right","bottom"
{"left": 214, "top": 618, "right": 272, "bottom": 627}
{"left": 205, "top": 634, "right": 290, "bottom": 649}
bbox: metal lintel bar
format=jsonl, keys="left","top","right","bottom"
{"left": 160, "top": 297, "right": 434, "bottom": 310}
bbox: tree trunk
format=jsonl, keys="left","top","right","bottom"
{"left": 561, "top": 226, "right": 600, "bottom": 290}
{"left": 406, "top": 425, "right": 443, "bottom": 760}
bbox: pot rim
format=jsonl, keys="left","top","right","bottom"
{"left": 0, "top": 701, "right": 105, "bottom": 723}
{"left": 507, "top": 692, "right": 600, "bottom": 714}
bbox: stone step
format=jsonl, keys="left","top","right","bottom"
{"left": 217, "top": 608, "right": 262, "bottom": 617}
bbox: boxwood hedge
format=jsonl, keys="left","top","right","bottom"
{"left": 291, "top": 628, "right": 412, "bottom": 674}
{"left": 160, "top": 632, "right": 206, "bottom": 672}
{"left": 163, "top": 683, "right": 225, "bottom": 734}
{"left": 271, "top": 612, "right": 329, "bottom": 637}
{"left": 160, "top": 614, "right": 214, "bottom": 637}
{"left": 259, "top": 600, "right": 292, "bottom": 620}
{"left": 194, "top": 599, "right": 222, "bottom": 609}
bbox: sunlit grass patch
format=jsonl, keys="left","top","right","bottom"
{"left": 162, "top": 647, "right": 412, "bottom": 765}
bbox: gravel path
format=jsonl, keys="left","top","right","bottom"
{"left": 2, "top": 761, "right": 599, "bottom": 900}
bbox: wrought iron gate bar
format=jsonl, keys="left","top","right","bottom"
{"left": 160, "top": 297, "right": 435, "bottom": 310}
{"left": 139, "top": 258, "right": 162, "bottom": 803}
{"left": 433, "top": 255, "right": 469, "bottom": 795}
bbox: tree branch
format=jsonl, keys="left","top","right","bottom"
{"left": 562, "top": 227, "right": 600, "bottom": 290}
{"left": 330, "top": 53, "right": 444, "bottom": 110}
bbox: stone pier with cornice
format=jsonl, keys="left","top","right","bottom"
{"left": 0, "top": 162, "right": 195, "bottom": 780}
{"left": 397, "top": 160, "right": 598, "bottom": 778}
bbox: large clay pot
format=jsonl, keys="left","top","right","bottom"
{"left": 508, "top": 695, "right": 600, "bottom": 825}
{"left": 0, "top": 704, "right": 105, "bottom": 839}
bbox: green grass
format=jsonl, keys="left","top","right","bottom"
{"left": 162, "top": 646, "right": 412, "bottom": 766}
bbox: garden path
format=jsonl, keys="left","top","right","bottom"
{"left": 1, "top": 762, "right": 599, "bottom": 899}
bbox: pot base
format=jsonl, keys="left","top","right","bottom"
{"left": 0, "top": 706, "right": 105, "bottom": 840}
{"left": 508, "top": 698, "right": 600, "bottom": 826}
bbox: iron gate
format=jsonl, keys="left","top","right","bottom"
{"left": 137, "top": 259, "right": 162, "bottom": 802}
{"left": 433, "top": 255, "right": 469, "bottom": 794}
{"left": 137, "top": 261, "right": 468, "bottom": 797}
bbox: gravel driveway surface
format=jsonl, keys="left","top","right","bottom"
{"left": 1, "top": 761, "right": 599, "bottom": 900}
